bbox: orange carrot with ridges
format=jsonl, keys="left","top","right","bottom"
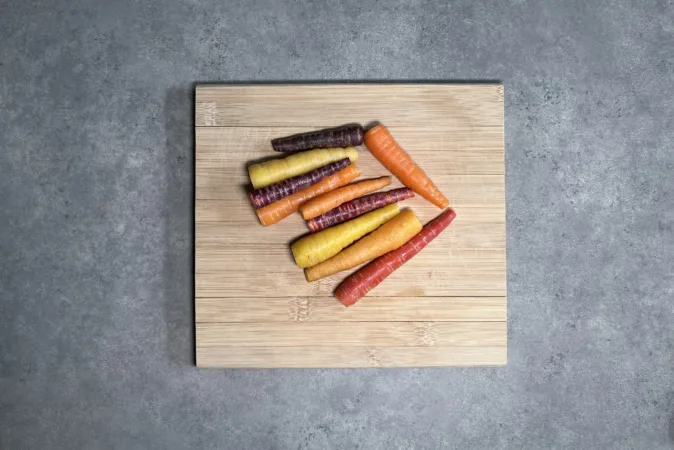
{"left": 299, "top": 176, "right": 391, "bottom": 220}
{"left": 336, "top": 209, "right": 456, "bottom": 306}
{"left": 304, "top": 210, "right": 422, "bottom": 282}
{"left": 364, "top": 124, "right": 449, "bottom": 209}
{"left": 256, "top": 165, "right": 359, "bottom": 227}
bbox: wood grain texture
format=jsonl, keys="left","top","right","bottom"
{"left": 196, "top": 127, "right": 504, "bottom": 175}
{"left": 197, "top": 322, "right": 506, "bottom": 347}
{"left": 197, "top": 221, "right": 506, "bottom": 248}
{"left": 195, "top": 84, "right": 503, "bottom": 127}
{"left": 195, "top": 248, "right": 506, "bottom": 297}
{"left": 194, "top": 84, "right": 506, "bottom": 368}
{"left": 196, "top": 346, "right": 507, "bottom": 368}
{"left": 196, "top": 297, "right": 506, "bottom": 323}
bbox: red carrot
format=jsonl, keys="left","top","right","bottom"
{"left": 335, "top": 209, "right": 456, "bottom": 306}
{"left": 306, "top": 188, "right": 414, "bottom": 233}
{"left": 272, "top": 125, "right": 364, "bottom": 152}
{"left": 249, "top": 158, "right": 350, "bottom": 209}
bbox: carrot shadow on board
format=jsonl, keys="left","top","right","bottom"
{"left": 238, "top": 183, "right": 250, "bottom": 200}
{"left": 363, "top": 121, "right": 380, "bottom": 131}
{"left": 163, "top": 86, "right": 197, "bottom": 366}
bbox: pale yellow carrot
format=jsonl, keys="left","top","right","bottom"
{"left": 248, "top": 147, "right": 358, "bottom": 189}
{"left": 304, "top": 210, "right": 423, "bottom": 282}
{"left": 291, "top": 204, "right": 400, "bottom": 268}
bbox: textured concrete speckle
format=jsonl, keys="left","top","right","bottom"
{"left": 1, "top": 0, "right": 673, "bottom": 449}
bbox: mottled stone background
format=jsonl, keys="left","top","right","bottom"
{"left": 1, "top": 1, "right": 673, "bottom": 449}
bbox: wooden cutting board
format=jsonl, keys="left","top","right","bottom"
{"left": 195, "top": 84, "right": 506, "bottom": 368}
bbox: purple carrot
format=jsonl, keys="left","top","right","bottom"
{"left": 271, "top": 125, "right": 364, "bottom": 152}
{"left": 249, "top": 158, "right": 351, "bottom": 209}
{"left": 306, "top": 187, "right": 415, "bottom": 233}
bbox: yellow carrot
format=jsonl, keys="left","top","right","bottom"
{"left": 304, "top": 210, "right": 423, "bottom": 282}
{"left": 248, "top": 147, "right": 358, "bottom": 189}
{"left": 256, "top": 165, "right": 359, "bottom": 227}
{"left": 291, "top": 204, "right": 400, "bottom": 268}
{"left": 299, "top": 176, "right": 391, "bottom": 220}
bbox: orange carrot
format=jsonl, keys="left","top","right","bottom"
{"left": 304, "top": 210, "right": 422, "bottom": 282}
{"left": 364, "top": 124, "right": 449, "bottom": 209}
{"left": 255, "top": 165, "right": 359, "bottom": 226}
{"left": 299, "top": 176, "right": 391, "bottom": 220}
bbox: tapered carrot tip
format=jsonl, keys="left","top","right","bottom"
{"left": 364, "top": 124, "right": 449, "bottom": 209}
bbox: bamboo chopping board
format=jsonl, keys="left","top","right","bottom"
{"left": 195, "top": 84, "right": 506, "bottom": 368}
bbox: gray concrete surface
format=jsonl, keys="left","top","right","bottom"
{"left": 1, "top": 0, "right": 673, "bottom": 448}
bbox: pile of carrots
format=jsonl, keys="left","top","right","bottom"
{"left": 246, "top": 123, "right": 456, "bottom": 306}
